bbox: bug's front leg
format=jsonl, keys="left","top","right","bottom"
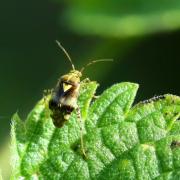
{"left": 43, "top": 89, "right": 53, "bottom": 100}
{"left": 80, "top": 78, "right": 91, "bottom": 84}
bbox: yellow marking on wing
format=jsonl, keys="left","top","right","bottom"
{"left": 63, "top": 83, "right": 72, "bottom": 92}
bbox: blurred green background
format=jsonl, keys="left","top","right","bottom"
{"left": 0, "top": 0, "right": 180, "bottom": 178}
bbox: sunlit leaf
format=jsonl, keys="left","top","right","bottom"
{"left": 11, "top": 82, "right": 180, "bottom": 179}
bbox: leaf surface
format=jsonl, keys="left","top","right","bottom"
{"left": 11, "top": 82, "right": 180, "bottom": 179}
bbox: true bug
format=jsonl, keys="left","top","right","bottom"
{"left": 49, "top": 40, "right": 113, "bottom": 157}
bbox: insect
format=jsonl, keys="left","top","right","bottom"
{"left": 49, "top": 40, "right": 113, "bottom": 157}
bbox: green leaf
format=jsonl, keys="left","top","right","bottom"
{"left": 11, "top": 82, "right": 180, "bottom": 179}
{"left": 63, "top": 0, "right": 180, "bottom": 37}
{"left": 0, "top": 169, "right": 2, "bottom": 180}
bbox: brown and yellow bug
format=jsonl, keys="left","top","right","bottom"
{"left": 49, "top": 40, "right": 112, "bottom": 157}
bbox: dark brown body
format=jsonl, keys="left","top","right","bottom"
{"left": 49, "top": 70, "right": 81, "bottom": 127}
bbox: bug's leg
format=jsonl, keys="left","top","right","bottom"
{"left": 90, "top": 95, "right": 100, "bottom": 106}
{"left": 76, "top": 106, "right": 87, "bottom": 159}
{"left": 43, "top": 89, "right": 53, "bottom": 117}
{"left": 43, "top": 89, "right": 53, "bottom": 101}
{"left": 80, "top": 78, "right": 90, "bottom": 84}
{"left": 43, "top": 90, "right": 48, "bottom": 104}
{"left": 93, "top": 95, "right": 99, "bottom": 100}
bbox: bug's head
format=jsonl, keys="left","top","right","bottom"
{"left": 55, "top": 40, "right": 82, "bottom": 84}
{"left": 61, "top": 70, "right": 82, "bottom": 84}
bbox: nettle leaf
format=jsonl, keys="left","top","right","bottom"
{"left": 11, "top": 82, "right": 180, "bottom": 179}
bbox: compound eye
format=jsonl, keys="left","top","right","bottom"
{"left": 63, "top": 83, "right": 72, "bottom": 92}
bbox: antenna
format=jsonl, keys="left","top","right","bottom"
{"left": 55, "top": 40, "right": 75, "bottom": 70}
{"left": 80, "top": 59, "right": 113, "bottom": 73}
